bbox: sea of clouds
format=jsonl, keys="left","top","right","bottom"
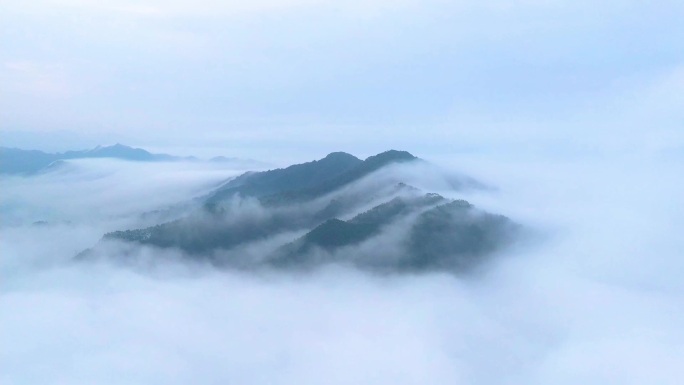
{"left": 1, "top": 153, "right": 682, "bottom": 384}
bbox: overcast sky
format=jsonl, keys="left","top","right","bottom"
{"left": 2, "top": 3, "right": 684, "bottom": 382}
{"left": 1, "top": 0, "right": 683, "bottom": 160}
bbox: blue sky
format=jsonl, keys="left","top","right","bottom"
{"left": 1, "top": 0, "right": 682, "bottom": 161}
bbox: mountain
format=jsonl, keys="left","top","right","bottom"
{"left": 269, "top": 193, "right": 446, "bottom": 265}
{"left": 205, "top": 150, "right": 417, "bottom": 209}
{"left": 0, "top": 144, "right": 192, "bottom": 175}
{"left": 269, "top": 194, "right": 519, "bottom": 272}
{"left": 0, "top": 148, "right": 57, "bottom": 175}
{"left": 404, "top": 200, "right": 518, "bottom": 271}
{"left": 66, "top": 143, "right": 181, "bottom": 162}
{"left": 261, "top": 150, "right": 418, "bottom": 206}
{"left": 204, "top": 152, "right": 363, "bottom": 208}
{"left": 79, "top": 150, "right": 521, "bottom": 274}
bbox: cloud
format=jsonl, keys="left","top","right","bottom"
{"left": 1, "top": 0, "right": 683, "bottom": 381}
{"left": 0, "top": 159, "right": 241, "bottom": 225}
{"left": 1, "top": 151, "right": 683, "bottom": 384}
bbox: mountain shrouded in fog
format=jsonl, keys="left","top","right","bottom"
{"left": 80, "top": 150, "right": 520, "bottom": 273}
{"left": 2, "top": 0, "right": 682, "bottom": 380}
{"left": 0, "top": 144, "right": 270, "bottom": 175}
{"left": 0, "top": 144, "right": 191, "bottom": 175}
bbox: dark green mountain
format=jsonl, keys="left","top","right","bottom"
{"left": 82, "top": 150, "right": 520, "bottom": 274}
{"left": 401, "top": 200, "right": 519, "bottom": 271}
{"left": 297, "top": 193, "right": 446, "bottom": 251}
{"left": 205, "top": 150, "right": 418, "bottom": 209}
{"left": 103, "top": 207, "right": 314, "bottom": 256}
{"left": 268, "top": 193, "right": 448, "bottom": 268}
{"left": 106, "top": 151, "right": 423, "bottom": 255}
{"left": 266, "top": 193, "right": 518, "bottom": 272}
{"left": 205, "top": 152, "right": 362, "bottom": 208}
{"left": 262, "top": 150, "right": 418, "bottom": 206}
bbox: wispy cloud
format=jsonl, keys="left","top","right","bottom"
{"left": 1, "top": 152, "right": 682, "bottom": 383}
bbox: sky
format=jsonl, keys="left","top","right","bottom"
{"left": 1, "top": 0, "right": 683, "bottom": 161}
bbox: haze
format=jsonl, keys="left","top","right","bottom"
{"left": 1, "top": 0, "right": 683, "bottom": 384}
{"left": 2, "top": 0, "right": 683, "bottom": 160}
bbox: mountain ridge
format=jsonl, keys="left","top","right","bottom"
{"left": 79, "top": 150, "right": 521, "bottom": 275}
{"left": 0, "top": 144, "right": 260, "bottom": 175}
{"left": 206, "top": 150, "right": 420, "bottom": 209}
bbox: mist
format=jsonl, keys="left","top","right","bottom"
{"left": 1, "top": 151, "right": 682, "bottom": 385}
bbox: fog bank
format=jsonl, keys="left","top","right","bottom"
{"left": 1, "top": 154, "right": 683, "bottom": 384}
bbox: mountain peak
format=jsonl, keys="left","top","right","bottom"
{"left": 206, "top": 149, "right": 421, "bottom": 208}
{"left": 364, "top": 150, "right": 417, "bottom": 164}
{"left": 321, "top": 152, "right": 360, "bottom": 162}
{"left": 90, "top": 143, "right": 130, "bottom": 151}
{"left": 83, "top": 143, "right": 135, "bottom": 154}
{"left": 356, "top": 150, "right": 417, "bottom": 172}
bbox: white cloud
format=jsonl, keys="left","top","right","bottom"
{"left": 1, "top": 151, "right": 683, "bottom": 383}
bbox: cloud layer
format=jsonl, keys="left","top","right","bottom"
{"left": 1, "top": 152, "right": 682, "bottom": 384}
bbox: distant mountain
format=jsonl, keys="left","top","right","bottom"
{"left": 0, "top": 148, "right": 57, "bottom": 175}
{"left": 65, "top": 143, "right": 182, "bottom": 162}
{"left": 79, "top": 150, "right": 522, "bottom": 274}
{"left": 0, "top": 144, "right": 192, "bottom": 174}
